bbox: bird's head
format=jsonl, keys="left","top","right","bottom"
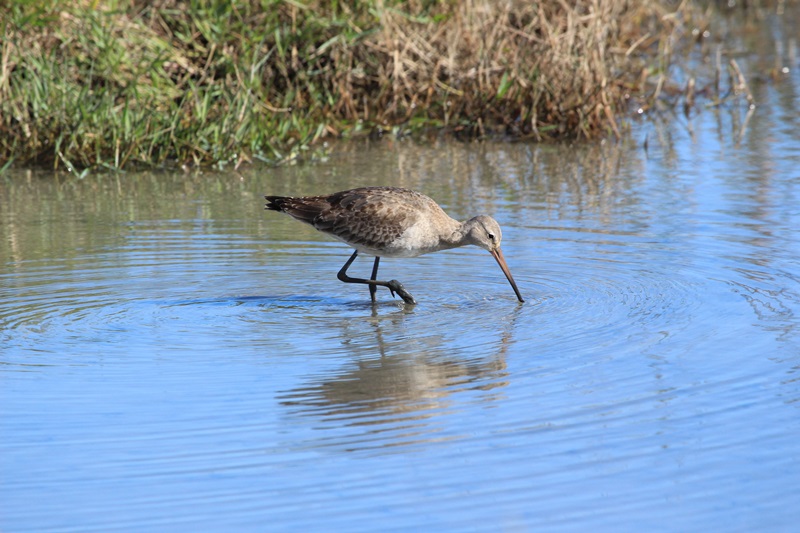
{"left": 463, "top": 215, "right": 524, "bottom": 303}
{"left": 464, "top": 215, "right": 503, "bottom": 252}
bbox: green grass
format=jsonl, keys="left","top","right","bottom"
{"left": 0, "top": 0, "right": 757, "bottom": 171}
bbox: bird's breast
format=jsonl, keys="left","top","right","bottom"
{"left": 374, "top": 223, "right": 446, "bottom": 258}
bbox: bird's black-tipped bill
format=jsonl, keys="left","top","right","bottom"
{"left": 490, "top": 248, "right": 524, "bottom": 302}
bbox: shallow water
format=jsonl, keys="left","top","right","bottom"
{"left": 3, "top": 22, "right": 800, "bottom": 533}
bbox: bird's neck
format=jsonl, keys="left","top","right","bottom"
{"left": 440, "top": 219, "right": 473, "bottom": 249}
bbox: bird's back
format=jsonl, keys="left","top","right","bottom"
{"left": 265, "top": 187, "right": 455, "bottom": 256}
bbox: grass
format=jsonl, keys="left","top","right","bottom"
{"left": 0, "top": 0, "right": 762, "bottom": 171}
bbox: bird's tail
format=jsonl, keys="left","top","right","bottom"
{"left": 264, "top": 195, "right": 327, "bottom": 225}
{"left": 264, "top": 195, "right": 290, "bottom": 212}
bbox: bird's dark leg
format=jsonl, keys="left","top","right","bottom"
{"left": 369, "top": 256, "right": 380, "bottom": 303}
{"left": 337, "top": 250, "right": 417, "bottom": 304}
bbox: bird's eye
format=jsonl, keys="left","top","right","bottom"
{"left": 488, "top": 233, "right": 496, "bottom": 242}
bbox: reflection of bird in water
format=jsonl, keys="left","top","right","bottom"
{"left": 279, "top": 344, "right": 510, "bottom": 421}
{"left": 277, "top": 301, "right": 521, "bottom": 451}
{"left": 265, "top": 187, "right": 523, "bottom": 304}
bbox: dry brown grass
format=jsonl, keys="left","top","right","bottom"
{"left": 327, "top": 0, "right": 695, "bottom": 140}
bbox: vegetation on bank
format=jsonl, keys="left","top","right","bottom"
{"left": 0, "top": 0, "right": 756, "bottom": 171}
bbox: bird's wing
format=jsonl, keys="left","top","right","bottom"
{"left": 314, "top": 188, "right": 422, "bottom": 250}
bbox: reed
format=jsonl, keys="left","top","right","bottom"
{"left": 0, "top": 0, "right": 752, "bottom": 171}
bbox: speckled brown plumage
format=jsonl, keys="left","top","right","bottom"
{"left": 265, "top": 187, "right": 456, "bottom": 257}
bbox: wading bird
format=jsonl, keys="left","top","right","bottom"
{"left": 265, "top": 187, "right": 523, "bottom": 305}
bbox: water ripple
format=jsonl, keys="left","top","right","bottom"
{"left": 4, "top": 116, "right": 800, "bottom": 531}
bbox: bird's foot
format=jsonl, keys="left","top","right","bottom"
{"left": 387, "top": 280, "right": 417, "bottom": 305}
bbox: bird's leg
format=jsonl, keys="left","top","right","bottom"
{"left": 369, "top": 256, "right": 380, "bottom": 303}
{"left": 337, "top": 250, "right": 417, "bottom": 305}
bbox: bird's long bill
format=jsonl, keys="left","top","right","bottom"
{"left": 490, "top": 248, "right": 524, "bottom": 302}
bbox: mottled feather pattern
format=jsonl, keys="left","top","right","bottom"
{"left": 266, "top": 187, "right": 426, "bottom": 251}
